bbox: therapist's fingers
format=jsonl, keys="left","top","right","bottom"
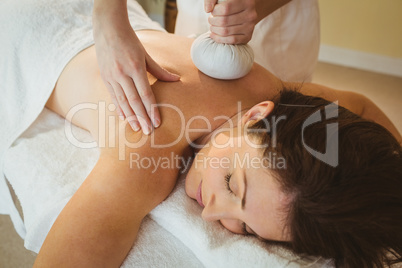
{"left": 111, "top": 81, "right": 141, "bottom": 131}
{"left": 204, "top": 0, "right": 218, "bottom": 13}
{"left": 210, "top": 24, "right": 254, "bottom": 44}
{"left": 104, "top": 81, "right": 125, "bottom": 120}
{"left": 208, "top": 10, "right": 257, "bottom": 28}
{"left": 146, "top": 54, "right": 181, "bottom": 82}
{"left": 129, "top": 67, "right": 158, "bottom": 134}
{"left": 209, "top": 32, "right": 244, "bottom": 44}
{"left": 208, "top": 0, "right": 257, "bottom": 44}
{"left": 211, "top": 0, "right": 249, "bottom": 17}
{"left": 210, "top": 23, "right": 254, "bottom": 37}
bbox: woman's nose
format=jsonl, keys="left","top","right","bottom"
{"left": 201, "top": 193, "right": 229, "bottom": 222}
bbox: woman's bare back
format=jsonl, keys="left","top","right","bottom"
{"left": 46, "top": 31, "right": 281, "bottom": 142}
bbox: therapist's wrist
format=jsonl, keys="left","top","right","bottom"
{"left": 93, "top": 0, "right": 130, "bottom": 37}
{"left": 93, "top": 0, "right": 127, "bottom": 16}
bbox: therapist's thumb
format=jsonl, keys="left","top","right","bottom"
{"left": 146, "top": 55, "right": 181, "bottom": 82}
{"left": 204, "top": 0, "right": 218, "bottom": 13}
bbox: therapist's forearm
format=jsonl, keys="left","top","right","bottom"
{"left": 93, "top": 0, "right": 127, "bottom": 19}
{"left": 93, "top": 0, "right": 130, "bottom": 38}
{"left": 255, "top": 0, "right": 292, "bottom": 23}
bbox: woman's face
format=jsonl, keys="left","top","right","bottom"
{"left": 185, "top": 128, "right": 291, "bottom": 242}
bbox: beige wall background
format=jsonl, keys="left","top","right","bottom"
{"left": 319, "top": 0, "right": 402, "bottom": 58}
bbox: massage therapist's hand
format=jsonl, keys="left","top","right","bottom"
{"left": 93, "top": 0, "right": 180, "bottom": 134}
{"left": 205, "top": 0, "right": 258, "bottom": 44}
{"left": 205, "top": 0, "right": 293, "bottom": 44}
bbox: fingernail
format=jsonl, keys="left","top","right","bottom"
{"left": 130, "top": 121, "right": 140, "bottom": 132}
{"left": 153, "top": 118, "right": 160, "bottom": 128}
{"left": 143, "top": 124, "right": 151, "bottom": 135}
{"left": 119, "top": 115, "right": 125, "bottom": 121}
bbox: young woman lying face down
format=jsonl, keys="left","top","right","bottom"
{"left": 35, "top": 31, "right": 402, "bottom": 267}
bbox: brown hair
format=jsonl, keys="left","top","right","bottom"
{"left": 248, "top": 89, "right": 402, "bottom": 267}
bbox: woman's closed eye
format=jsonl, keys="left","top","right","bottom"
{"left": 225, "top": 173, "right": 234, "bottom": 195}
{"left": 223, "top": 174, "right": 256, "bottom": 238}
{"left": 225, "top": 176, "right": 253, "bottom": 237}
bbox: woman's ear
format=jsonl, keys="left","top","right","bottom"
{"left": 241, "top": 101, "right": 274, "bottom": 125}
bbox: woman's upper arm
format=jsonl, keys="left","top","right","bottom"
{"left": 35, "top": 139, "right": 182, "bottom": 267}
{"left": 300, "top": 82, "right": 401, "bottom": 142}
{"left": 300, "top": 82, "right": 365, "bottom": 115}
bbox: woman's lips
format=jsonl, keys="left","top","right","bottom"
{"left": 196, "top": 181, "right": 205, "bottom": 207}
